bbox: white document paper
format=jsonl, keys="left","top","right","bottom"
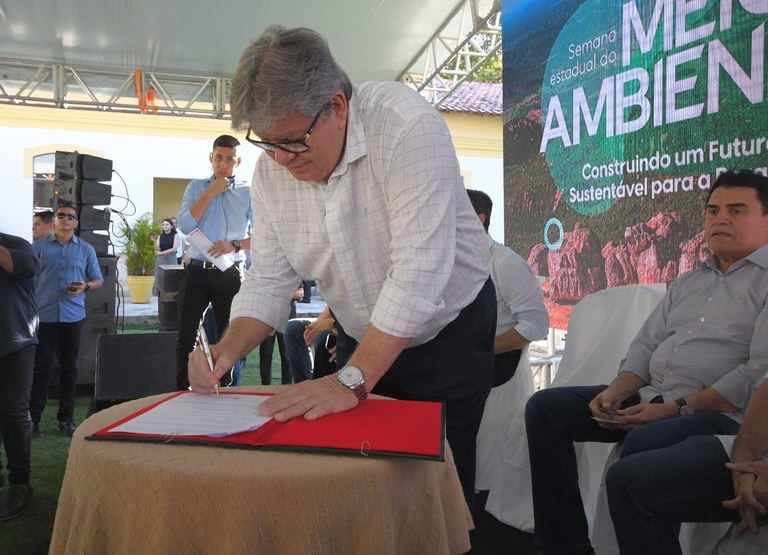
{"left": 111, "top": 393, "right": 272, "bottom": 437}
{"left": 186, "top": 228, "right": 234, "bottom": 271}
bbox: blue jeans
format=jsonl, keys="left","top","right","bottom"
{"left": 283, "top": 320, "right": 335, "bottom": 383}
{"left": 525, "top": 385, "right": 739, "bottom": 555}
{"left": 283, "top": 319, "right": 313, "bottom": 383}
{"left": 607, "top": 435, "right": 738, "bottom": 555}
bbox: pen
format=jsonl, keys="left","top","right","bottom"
{"left": 197, "top": 324, "right": 220, "bottom": 397}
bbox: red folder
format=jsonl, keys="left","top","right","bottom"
{"left": 87, "top": 391, "right": 446, "bottom": 461}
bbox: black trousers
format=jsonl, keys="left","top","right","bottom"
{"left": 0, "top": 345, "right": 34, "bottom": 485}
{"left": 493, "top": 349, "right": 522, "bottom": 388}
{"left": 175, "top": 264, "right": 242, "bottom": 390}
{"left": 30, "top": 320, "right": 84, "bottom": 424}
{"left": 259, "top": 301, "right": 297, "bottom": 385}
{"left": 335, "top": 278, "right": 497, "bottom": 509}
{"left": 259, "top": 333, "right": 291, "bottom": 385}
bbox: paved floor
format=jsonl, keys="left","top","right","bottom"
{"left": 115, "top": 253, "right": 326, "bottom": 326}
{"left": 117, "top": 286, "right": 327, "bottom": 327}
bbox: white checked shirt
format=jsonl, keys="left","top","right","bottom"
{"left": 230, "top": 81, "right": 490, "bottom": 344}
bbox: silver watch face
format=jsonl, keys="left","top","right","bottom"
{"left": 339, "top": 366, "right": 363, "bottom": 387}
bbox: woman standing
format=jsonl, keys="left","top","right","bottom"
{"left": 152, "top": 218, "right": 179, "bottom": 295}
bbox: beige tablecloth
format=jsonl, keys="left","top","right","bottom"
{"left": 49, "top": 387, "right": 472, "bottom": 554}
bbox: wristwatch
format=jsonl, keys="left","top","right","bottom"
{"left": 675, "top": 397, "right": 695, "bottom": 417}
{"left": 230, "top": 240, "right": 241, "bottom": 253}
{"left": 337, "top": 365, "right": 369, "bottom": 402}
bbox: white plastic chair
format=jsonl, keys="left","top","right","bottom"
{"left": 484, "top": 283, "right": 666, "bottom": 532}
{"left": 591, "top": 436, "right": 768, "bottom": 555}
{"left": 476, "top": 345, "right": 534, "bottom": 491}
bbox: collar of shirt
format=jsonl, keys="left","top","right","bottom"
{"left": 704, "top": 243, "right": 768, "bottom": 274}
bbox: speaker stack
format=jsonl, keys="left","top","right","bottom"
{"left": 52, "top": 151, "right": 118, "bottom": 384}
{"left": 54, "top": 151, "right": 113, "bottom": 254}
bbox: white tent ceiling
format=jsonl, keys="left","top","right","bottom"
{"left": 0, "top": 0, "right": 501, "bottom": 116}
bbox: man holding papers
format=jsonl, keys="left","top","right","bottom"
{"left": 188, "top": 26, "right": 494, "bottom": 507}
{"left": 175, "top": 135, "right": 252, "bottom": 390}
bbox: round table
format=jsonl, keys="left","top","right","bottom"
{"left": 49, "top": 387, "right": 472, "bottom": 554}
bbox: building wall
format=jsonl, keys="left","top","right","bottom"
{"left": 0, "top": 104, "right": 503, "bottom": 244}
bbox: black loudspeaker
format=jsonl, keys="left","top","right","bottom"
{"left": 72, "top": 256, "right": 118, "bottom": 385}
{"left": 79, "top": 154, "right": 113, "bottom": 181}
{"left": 94, "top": 333, "right": 177, "bottom": 402}
{"left": 79, "top": 230, "right": 110, "bottom": 256}
{"left": 77, "top": 320, "right": 116, "bottom": 384}
{"left": 52, "top": 177, "right": 77, "bottom": 205}
{"left": 85, "top": 256, "right": 117, "bottom": 321}
{"left": 157, "top": 265, "right": 185, "bottom": 331}
{"left": 52, "top": 178, "right": 112, "bottom": 206}
{"left": 54, "top": 151, "right": 80, "bottom": 178}
{"left": 78, "top": 180, "right": 112, "bottom": 205}
{"left": 156, "top": 264, "right": 185, "bottom": 292}
{"left": 78, "top": 206, "right": 111, "bottom": 231}
{"left": 54, "top": 152, "right": 113, "bottom": 226}
{"left": 54, "top": 151, "right": 112, "bottom": 181}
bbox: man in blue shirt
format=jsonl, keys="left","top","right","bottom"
{"left": 175, "top": 135, "right": 252, "bottom": 389}
{"left": 30, "top": 203, "right": 103, "bottom": 437}
{"left": 0, "top": 232, "right": 38, "bottom": 519}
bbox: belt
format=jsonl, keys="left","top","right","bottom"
{"left": 188, "top": 259, "right": 241, "bottom": 270}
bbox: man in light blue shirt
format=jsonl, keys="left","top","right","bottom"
{"left": 175, "top": 135, "right": 252, "bottom": 389}
{"left": 30, "top": 203, "right": 103, "bottom": 437}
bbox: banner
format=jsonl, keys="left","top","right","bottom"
{"left": 502, "top": 0, "right": 768, "bottom": 327}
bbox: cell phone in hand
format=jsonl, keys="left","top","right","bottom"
{"left": 325, "top": 333, "right": 337, "bottom": 350}
{"left": 68, "top": 281, "right": 83, "bottom": 292}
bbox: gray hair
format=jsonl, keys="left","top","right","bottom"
{"left": 230, "top": 26, "right": 353, "bottom": 132}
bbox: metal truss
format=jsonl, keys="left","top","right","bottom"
{"left": 398, "top": 0, "right": 501, "bottom": 108}
{"left": 0, "top": 58, "right": 232, "bottom": 118}
{"left": 0, "top": 0, "right": 500, "bottom": 117}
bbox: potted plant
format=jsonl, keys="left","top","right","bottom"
{"left": 118, "top": 212, "right": 160, "bottom": 303}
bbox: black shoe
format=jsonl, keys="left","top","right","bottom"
{"left": 31, "top": 422, "right": 42, "bottom": 438}
{"left": 57, "top": 419, "right": 77, "bottom": 437}
{"left": 0, "top": 484, "right": 32, "bottom": 521}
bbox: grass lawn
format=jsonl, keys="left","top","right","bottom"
{"left": 0, "top": 327, "right": 285, "bottom": 555}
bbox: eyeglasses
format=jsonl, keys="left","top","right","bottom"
{"left": 245, "top": 108, "right": 324, "bottom": 154}
{"left": 56, "top": 212, "right": 78, "bottom": 221}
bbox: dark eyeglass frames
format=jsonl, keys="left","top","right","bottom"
{"left": 56, "top": 212, "right": 78, "bottom": 221}
{"left": 245, "top": 107, "right": 325, "bottom": 154}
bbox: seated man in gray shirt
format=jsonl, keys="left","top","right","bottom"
{"left": 525, "top": 168, "right": 768, "bottom": 555}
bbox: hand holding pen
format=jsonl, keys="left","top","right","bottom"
{"left": 197, "top": 324, "right": 220, "bottom": 397}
